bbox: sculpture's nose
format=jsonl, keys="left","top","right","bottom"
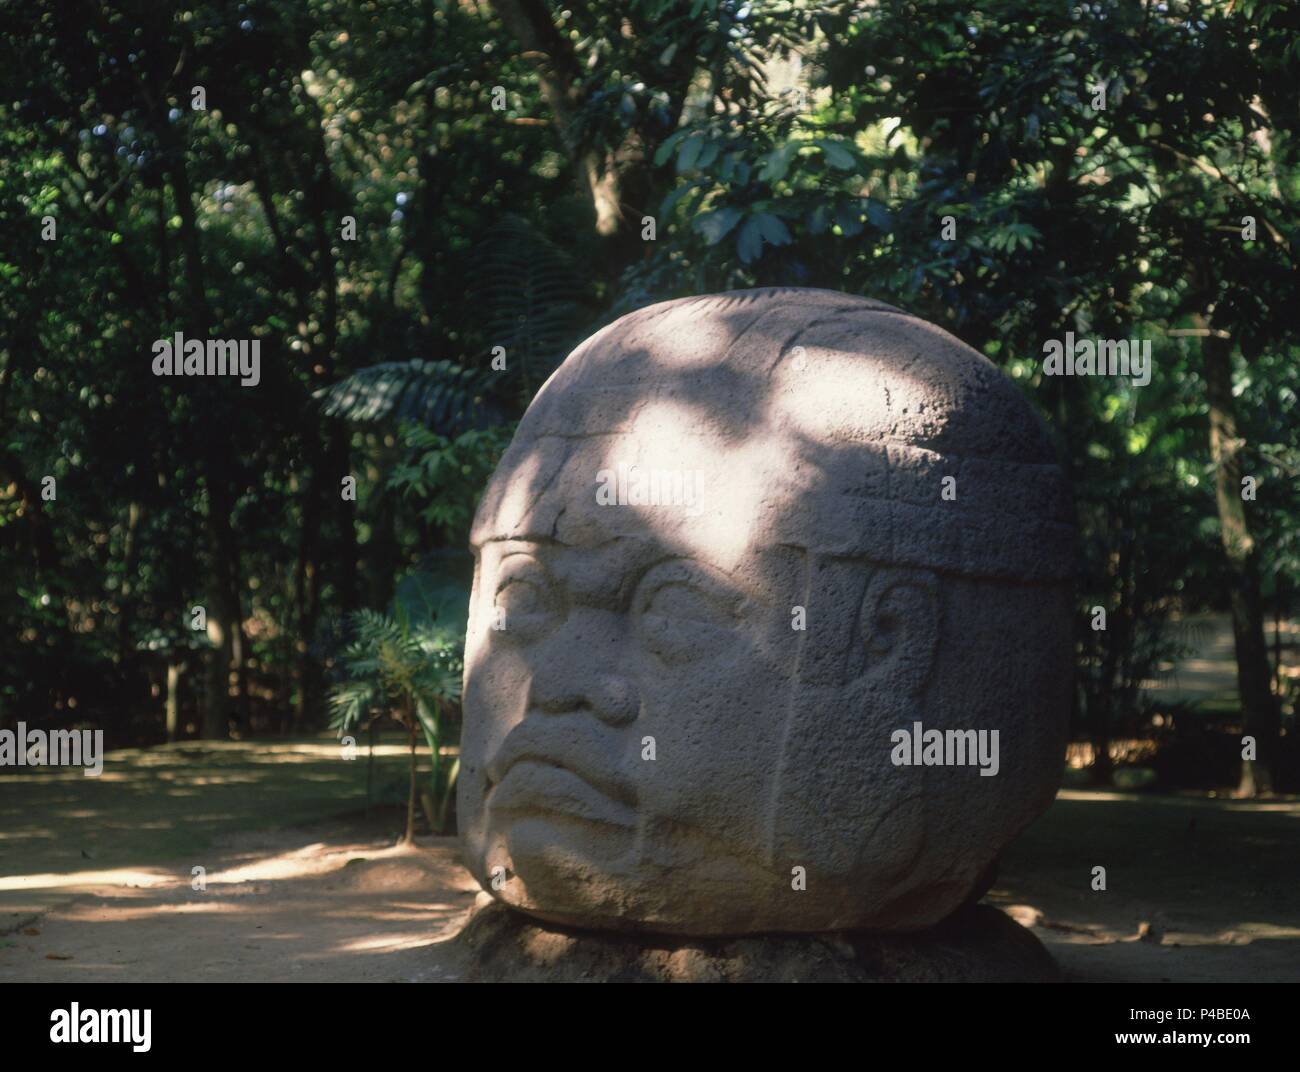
{"left": 529, "top": 669, "right": 638, "bottom": 727}
{"left": 526, "top": 614, "right": 639, "bottom": 728}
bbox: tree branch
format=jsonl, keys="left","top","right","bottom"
{"left": 1151, "top": 140, "right": 1291, "bottom": 254}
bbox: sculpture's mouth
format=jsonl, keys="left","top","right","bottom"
{"left": 485, "top": 718, "right": 637, "bottom": 829}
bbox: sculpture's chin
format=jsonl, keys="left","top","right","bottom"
{"left": 495, "top": 812, "right": 637, "bottom": 871}
{"left": 477, "top": 813, "right": 640, "bottom": 924}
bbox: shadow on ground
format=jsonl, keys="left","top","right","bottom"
{"left": 991, "top": 789, "right": 1300, "bottom": 982}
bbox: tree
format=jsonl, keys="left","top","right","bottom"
{"left": 329, "top": 597, "right": 464, "bottom": 844}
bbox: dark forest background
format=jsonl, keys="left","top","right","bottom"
{"left": 1, "top": 0, "right": 1297, "bottom": 810}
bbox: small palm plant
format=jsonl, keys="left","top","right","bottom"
{"left": 329, "top": 604, "right": 463, "bottom": 844}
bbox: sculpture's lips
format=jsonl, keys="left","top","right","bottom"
{"left": 489, "top": 761, "right": 637, "bottom": 829}
{"left": 485, "top": 718, "right": 636, "bottom": 827}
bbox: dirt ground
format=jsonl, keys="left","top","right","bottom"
{"left": 2, "top": 741, "right": 1298, "bottom": 982}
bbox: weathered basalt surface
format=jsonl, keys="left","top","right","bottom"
{"left": 450, "top": 901, "right": 1061, "bottom": 983}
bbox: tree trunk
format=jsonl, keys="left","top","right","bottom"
{"left": 229, "top": 545, "right": 251, "bottom": 734}
{"left": 403, "top": 711, "right": 418, "bottom": 847}
{"left": 170, "top": 145, "right": 239, "bottom": 744}
{"left": 363, "top": 436, "right": 401, "bottom": 609}
{"left": 293, "top": 450, "right": 325, "bottom": 731}
{"left": 1273, "top": 587, "right": 1283, "bottom": 699}
{"left": 201, "top": 612, "right": 231, "bottom": 739}
{"left": 1088, "top": 687, "right": 1113, "bottom": 786}
{"left": 1197, "top": 317, "right": 1278, "bottom": 795}
{"left": 116, "top": 501, "right": 142, "bottom": 666}
{"left": 202, "top": 476, "right": 239, "bottom": 741}
{"left": 329, "top": 426, "right": 358, "bottom": 616}
{"left": 494, "top": 0, "right": 659, "bottom": 270}
{"left": 166, "top": 660, "right": 182, "bottom": 743}
{"left": 366, "top": 719, "right": 376, "bottom": 812}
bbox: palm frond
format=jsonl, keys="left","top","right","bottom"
{"left": 316, "top": 358, "right": 500, "bottom": 432}
{"left": 328, "top": 679, "right": 382, "bottom": 733}
{"left": 319, "top": 217, "right": 587, "bottom": 431}
{"left": 468, "top": 214, "right": 587, "bottom": 391}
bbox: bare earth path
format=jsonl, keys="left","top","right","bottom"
{"left": 0, "top": 825, "right": 478, "bottom": 982}
{"left": 3, "top": 741, "right": 1297, "bottom": 982}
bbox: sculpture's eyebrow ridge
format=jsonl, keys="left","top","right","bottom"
{"left": 486, "top": 536, "right": 669, "bottom": 608}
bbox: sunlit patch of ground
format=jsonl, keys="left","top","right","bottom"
{"left": 0, "top": 823, "right": 479, "bottom": 982}
{"left": 0, "top": 736, "right": 418, "bottom": 920}
{"left": 0, "top": 737, "right": 481, "bottom": 981}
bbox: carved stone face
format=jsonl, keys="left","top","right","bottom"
{"left": 458, "top": 288, "right": 1074, "bottom": 935}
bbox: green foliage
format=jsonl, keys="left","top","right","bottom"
{"left": 0, "top": 0, "right": 1297, "bottom": 796}
{"left": 468, "top": 214, "right": 588, "bottom": 395}
{"left": 329, "top": 585, "right": 464, "bottom": 837}
{"left": 622, "top": 0, "right": 1300, "bottom": 755}
{"left": 320, "top": 214, "right": 587, "bottom": 434}
{"left": 328, "top": 607, "right": 461, "bottom": 735}
{"left": 318, "top": 360, "right": 496, "bottom": 431}
{"left": 387, "top": 423, "right": 513, "bottom": 538}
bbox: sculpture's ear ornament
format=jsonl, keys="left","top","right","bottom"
{"left": 860, "top": 567, "right": 939, "bottom": 696}
{"left": 793, "top": 559, "right": 939, "bottom": 693}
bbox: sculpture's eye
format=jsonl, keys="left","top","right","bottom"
{"left": 497, "top": 577, "right": 545, "bottom": 616}
{"left": 634, "top": 562, "right": 738, "bottom": 666}
{"left": 492, "top": 555, "right": 562, "bottom": 642}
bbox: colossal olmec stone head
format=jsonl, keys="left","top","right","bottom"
{"left": 458, "top": 288, "right": 1073, "bottom": 936}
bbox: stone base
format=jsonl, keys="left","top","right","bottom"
{"left": 446, "top": 900, "right": 1059, "bottom": 983}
